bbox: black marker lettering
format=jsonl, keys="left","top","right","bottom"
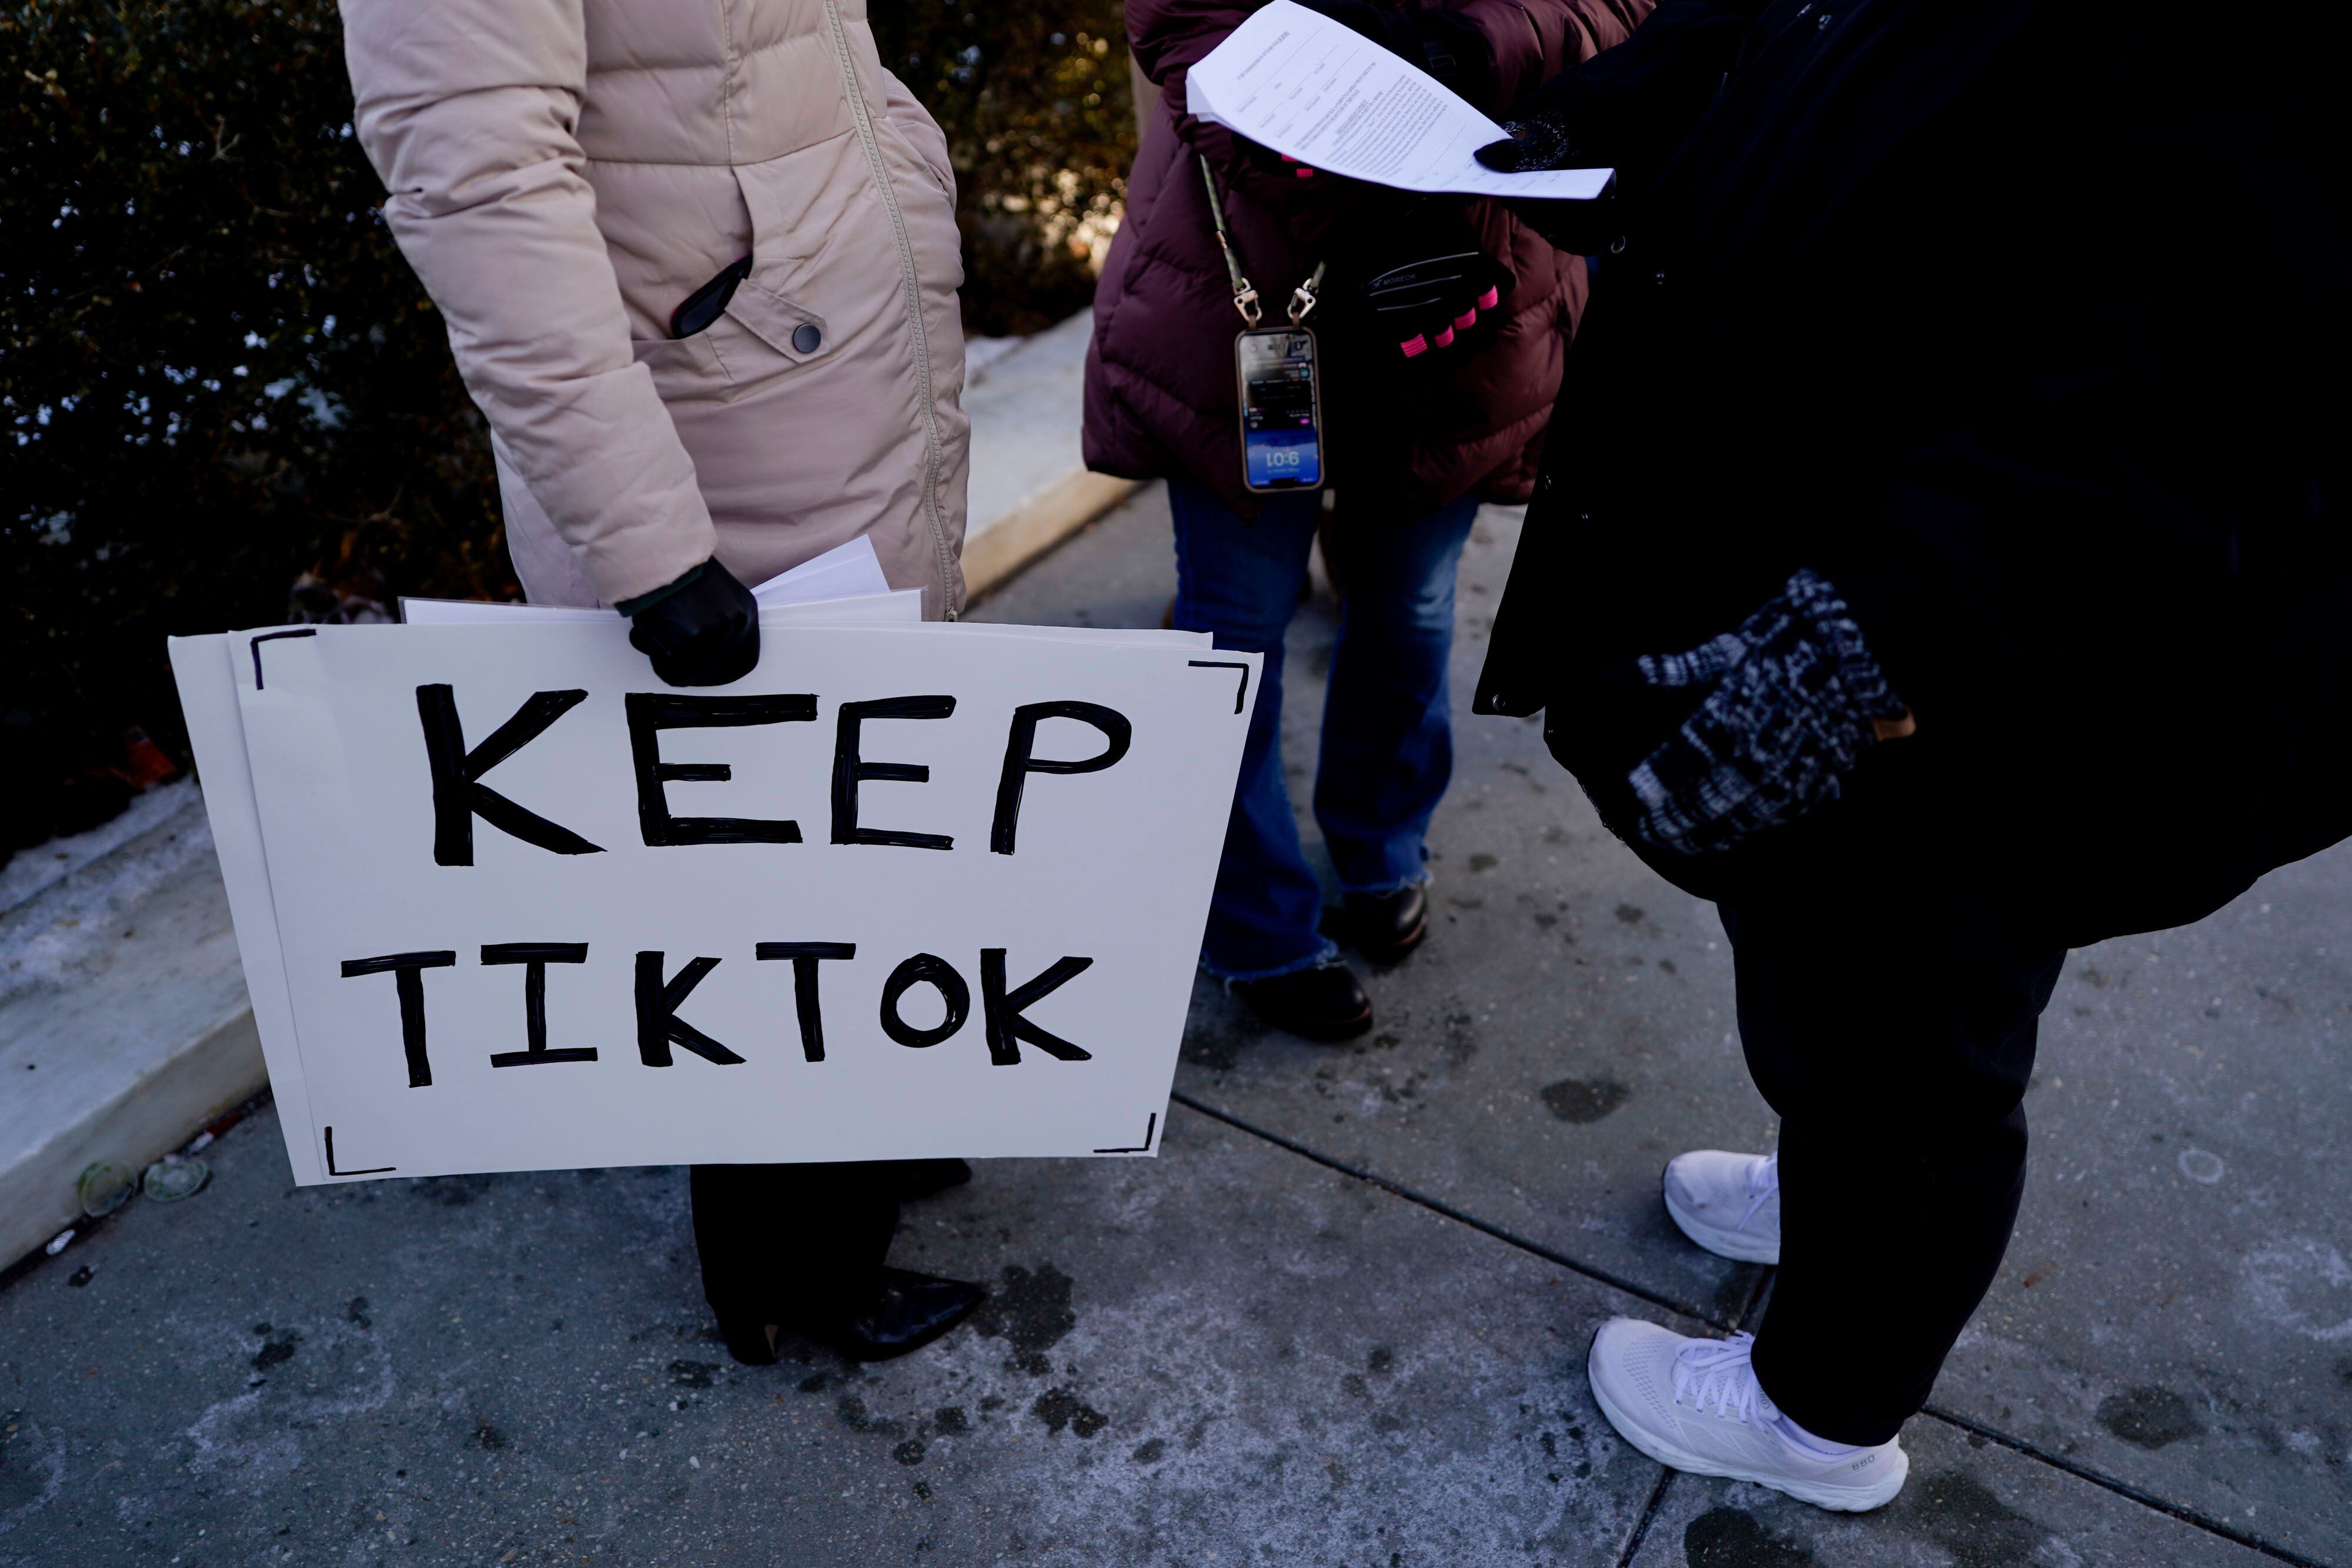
{"left": 754, "top": 941, "right": 857, "bottom": 1062}
{"left": 830, "top": 696, "right": 956, "bottom": 850}
{"left": 626, "top": 693, "right": 817, "bottom": 847}
{"left": 878, "top": 953, "right": 969, "bottom": 1048}
{"left": 482, "top": 942, "right": 594, "bottom": 1067}
{"left": 339, "top": 950, "right": 456, "bottom": 1087}
{"left": 980, "top": 950, "right": 1095, "bottom": 1065}
{"left": 634, "top": 952, "right": 744, "bottom": 1066}
{"left": 416, "top": 685, "right": 604, "bottom": 866}
{"left": 990, "top": 701, "right": 1132, "bottom": 855}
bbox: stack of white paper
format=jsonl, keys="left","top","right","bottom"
{"left": 400, "top": 536, "right": 920, "bottom": 627}
{"left": 1187, "top": 0, "right": 1612, "bottom": 202}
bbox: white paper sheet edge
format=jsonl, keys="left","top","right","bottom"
{"left": 166, "top": 634, "right": 326, "bottom": 1183}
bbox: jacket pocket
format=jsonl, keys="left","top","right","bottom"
{"left": 630, "top": 333, "right": 731, "bottom": 404}
{"left": 721, "top": 281, "right": 833, "bottom": 370}
{"left": 632, "top": 285, "right": 829, "bottom": 407}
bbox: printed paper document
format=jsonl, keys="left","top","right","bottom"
{"left": 1187, "top": 1, "right": 1612, "bottom": 202}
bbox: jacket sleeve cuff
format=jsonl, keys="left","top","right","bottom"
{"left": 612, "top": 560, "right": 708, "bottom": 618}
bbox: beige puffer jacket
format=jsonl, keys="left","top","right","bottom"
{"left": 341, "top": 0, "right": 969, "bottom": 616}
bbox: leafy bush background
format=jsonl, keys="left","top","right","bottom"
{"left": 1, "top": 0, "right": 1132, "bottom": 861}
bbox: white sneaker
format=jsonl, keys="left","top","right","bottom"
{"left": 1663, "top": 1149, "right": 1780, "bottom": 1264}
{"left": 1586, "top": 1319, "right": 1909, "bottom": 1512}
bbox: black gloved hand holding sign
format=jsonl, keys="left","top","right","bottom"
{"left": 1622, "top": 569, "right": 1916, "bottom": 857}
{"left": 616, "top": 558, "right": 760, "bottom": 687}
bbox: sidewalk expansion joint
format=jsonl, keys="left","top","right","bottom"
{"left": 1918, "top": 1405, "right": 2335, "bottom": 1568}
{"left": 1168, "top": 1091, "right": 1736, "bottom": 1328}
{"left": 1171, "top": 1092, "right": 2338, "bottom": 1568}
{"left": 1612, "top": 1467, "right": 1681, "bottom": 1568}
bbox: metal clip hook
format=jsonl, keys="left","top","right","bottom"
{"left": 1233, "top": 284, "right": 1264, "bottom": 327}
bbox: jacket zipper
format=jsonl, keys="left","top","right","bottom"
{"left": 817, "top": 0, "right": 960, "bottom": 620}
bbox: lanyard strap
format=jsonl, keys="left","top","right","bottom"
{"left": 1199, "top": 156, "right": 1325, "bottom": 327}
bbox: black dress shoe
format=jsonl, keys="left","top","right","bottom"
{"left": 1335, "top": 883, "right": 1429, "bottom": 966}
{"left": 802, "top": 1268, "right": 985, "bottom": 1362}
{"left": 888, "top": 1158, "right": 973, "bottom": 1203}
{"left": 1232, "top": 961, "right": 1373, "bottom": 1042}
{"left": 715, "top": 1312, "right": 781, "bottom": 1366}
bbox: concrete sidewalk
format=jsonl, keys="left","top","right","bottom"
{"left": 1, "top": 488, "right": 2346, "bottom": 1567}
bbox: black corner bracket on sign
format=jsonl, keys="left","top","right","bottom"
{"left": 250, "top": 627, "right": 319, "bottom": 690}
{"left": 323, "top": 1125, "right": 395, "bottom": 1178}
{"left": 1094, "top": 1111, "right": 1158, "bottom": 1155}
{"left": 1188, "top": 660, "right": 1251, "bottom": 715}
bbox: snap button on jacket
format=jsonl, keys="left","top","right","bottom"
{"left": 342, "top": 0, "right": 970, "bottom": 615}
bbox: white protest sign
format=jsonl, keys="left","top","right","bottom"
{"left": 171, "top": 622, "right": 1258, "bottom": 1183}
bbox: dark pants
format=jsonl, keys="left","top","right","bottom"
{"left": 689, "top": 1162, "right": 901, "bottom": 1326}
{"left": 1726, "top": 843, "right": 2067, "bottom": 1447}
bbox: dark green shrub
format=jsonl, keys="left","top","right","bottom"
{"left": 2, "top": 0, "right": 510, "bottom": 855}
{"left": 0, "top": 1, "right": 1134, "bottom": 862}
{"left": 873, "top": 4, "right": 1134, "bottom": 336}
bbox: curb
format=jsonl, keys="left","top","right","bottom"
{"left": 965, "top": 469, "right": 1137, "bottom": 599}
{"left": 0, "top": 1013, "right": 263, "bottom": 1274}
{"left": 0, "top": 787, "right": 268, "bottom": 1272}
{"left": 961, "top": 311, "right": 1137, "bottom": 601}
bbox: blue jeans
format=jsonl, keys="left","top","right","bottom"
{"left": 1170, "top": 479, "right": 1480, "bottom": 981}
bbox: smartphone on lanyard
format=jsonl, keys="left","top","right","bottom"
{"left": 1235, "top": 326, "right": 1325, "bottom": 492}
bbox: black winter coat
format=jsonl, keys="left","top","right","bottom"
{"left": 1476, "top": 0, "right": 2352, "bottom": 947}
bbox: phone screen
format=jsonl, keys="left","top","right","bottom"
{"left": 1238, "top": 329, "right": 1322, "bottom": 489}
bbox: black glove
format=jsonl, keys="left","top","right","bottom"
{"left": 1343, "top": 198, "right": 1511, "bottom": 360}
{"left": 619, "top": 559, "right": 760, "bottom": 686}
{"left": 1622, "top": 569, "right": 1912, "bottom": 856}
{"left": 1472, "top": 72, "right": 1627, "bottom": 255}
{"left": 1473, "top": 68, "right": 1592, "bottom": 175}
{"left": 1298, "top": 0, "right": 1495, "bottom": 107}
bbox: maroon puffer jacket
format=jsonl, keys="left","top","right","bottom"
{"left": 1084, "top": 0, "right": 1651, "bottom": 519}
